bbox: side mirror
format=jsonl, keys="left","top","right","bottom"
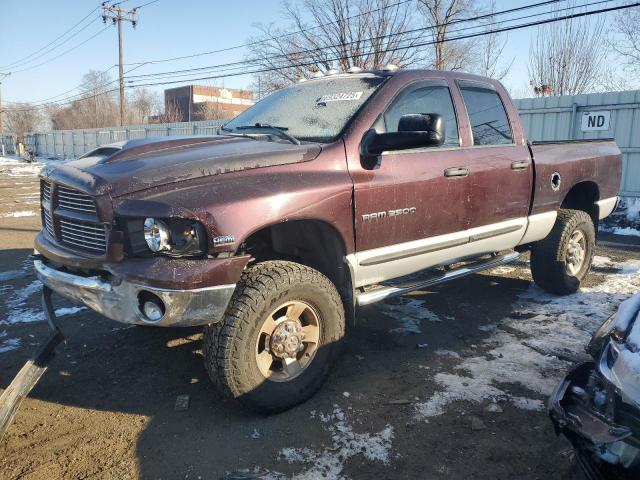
{"left": 362, "top": 113, "right": 445, "bottom": 156}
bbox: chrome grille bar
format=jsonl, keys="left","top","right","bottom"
{"left": 57, "top": 186, "right": 97, "bottom": 215}
{"left": 59, "top": 219, "right": 107, "bottom": 253}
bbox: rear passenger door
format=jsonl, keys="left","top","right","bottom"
{"left": 456, "top": 80, "right": 532, "bottom": 231}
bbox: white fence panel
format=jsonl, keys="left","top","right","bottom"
{"left": 515, "top": 89, "right": 640, "bottom": 197}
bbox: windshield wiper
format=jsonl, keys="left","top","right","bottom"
{"left": 235, "top": 123, "right": 301, "bottom": 145}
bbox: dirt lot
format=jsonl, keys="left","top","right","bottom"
{"left": 1, "top": 159, "right": 639, "bottom": 480}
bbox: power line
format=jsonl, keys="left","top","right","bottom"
{"left": 127, "top": 1, "right": 639, "bottom": 88}
{"left": 10, "top": 25, "right": 113, "bottom": 74}
{"left": 122, "top": 0, "right": 416, "bottom": 66}
{"left": 123, "top": 0, "right": 570, "bottom": 81}
{"left": 123, "top": 0, "right": 605, "bottom": 83}
{"left": 132, "top": 0, "right": 161, "bottom": 9}
{"left": 0, "top": 5, "right": 101, "bottom": 70}
{"left": 6, "top": 0, "right": 637, "bottom": 111}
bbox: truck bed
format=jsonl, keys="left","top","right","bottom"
{"left": 528, "top": 138, "right": 621, "bottom": 216}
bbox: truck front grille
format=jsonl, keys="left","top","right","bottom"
{"left": 43, "top": 209, "right": 55, "bottom": 237}
{"left": 40, "top": 180, "right": 107, "bottom": 255}
{"left": 57, "top": 185, "right": 97, "bottom": 214}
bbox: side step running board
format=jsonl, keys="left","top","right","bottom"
{"left": 355, "top": 251, "right": 520, "bottom": 306}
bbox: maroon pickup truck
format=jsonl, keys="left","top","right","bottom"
{"left": 34, "top": 69, "right": 621, "bottom": 412}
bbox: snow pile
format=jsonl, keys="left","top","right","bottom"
{"left": 251, "top": 406, "right": 393, "bottom": 480}
{"left": 1, "top": 279, "right": 86, "bottom": 326}
{"left": 414, "top": 257, "right": 640, "bottom": 421}
{"left": 0, "top": 210, "right": 37, "bottom": 218}
{"left": 600, "top": 197, "right": 640, "bottom": 237}
{"left": 626, "top": 197, "right": 640, "bottom": 222}
{"left": 0, "top": 156, "right": 43, "bottom": 177}
{"left": 606, "top": 227, "right": 640, "bottom": 238}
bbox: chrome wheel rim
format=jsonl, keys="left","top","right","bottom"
{"left": 255, "top": 300, "right": 321, "bottom": 382}
{"left": 566, "top": 229, "right": 586, "bottom": 276}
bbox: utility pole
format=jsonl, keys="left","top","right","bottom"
{"left": 102, "top": 2, "right": 138, "bottom": 127}
{"left": 0, "top": 72, "right": 11, "bottom": 156}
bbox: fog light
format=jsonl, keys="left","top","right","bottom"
{"left": 140, "top": 294, "right": 165, "bottom": 323}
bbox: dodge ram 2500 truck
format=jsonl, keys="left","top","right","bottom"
{"left": 34, "top": 69, "right": 621, "bottom": 412}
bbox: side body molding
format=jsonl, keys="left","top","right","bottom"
{"left": 347, "top": 213, "right": 558, "bottom": 288}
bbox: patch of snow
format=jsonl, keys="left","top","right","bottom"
{"left": 609, "top": 227, "right": 640, "bottom": 238}
{"left": 53, "top": 306, "right": 86, "bottom": 316}
{"left": 434, "top": 349, "right": 461, "bottom": 359}
{"left": 0, "top": 210, "right": 36, "bottom": 218}
{"left": 490, "top": 265, "right": 516, "bottom": 275}
{"left": 1, "top": 279, "right": 87, "bottom": 325}
{"left": 415, "top": 257, "right": 640, "bottom": 421}
{"left": 478, "top": 323, "right": 497, "bottom": 332}
{"left": 0, "top": 330, "right": 21, "bottom": 353}
{"left": 625, "top": 197, "right": 640, "bottom": 222}
{"left": 510, "top": 396, "right": 545, "bottom": 411}
{"left": 259, "top": 406, "right": 393, "bottom": 480}
{"left": 0, "top": 156, "right": 44, "bottom": 177}
{"left": 592, "top": 255, "right": 614, "bottom": 268}
{"left": 0, "top": 269, "right": 30, "bottom": 281}
{"left": 383, "top": 298, "right": 441, "bottom": 334}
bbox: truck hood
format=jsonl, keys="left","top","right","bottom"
{"left": 40, "top": 136, "right": 321, "bottom": 197}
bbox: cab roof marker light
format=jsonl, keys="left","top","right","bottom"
{"left": 381, "top": 63, "right": 399, "bottom": 71}
{"left": 347, "top": 66, "right": 363, "bottom": 73}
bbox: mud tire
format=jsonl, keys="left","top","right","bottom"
{"left": 203, "top": 260, "right": 345, "bottom": 413}
{"left": 530, "top": 209, "right": 595, "bottom": 295}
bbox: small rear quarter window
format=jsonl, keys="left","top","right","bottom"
{"left": 459, "top": 85, "right": 513, "bottom": 146}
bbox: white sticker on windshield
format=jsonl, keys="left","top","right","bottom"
{"left": 316, "top": 91, "right": 363, "bottom": 104}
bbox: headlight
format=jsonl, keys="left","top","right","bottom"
{"left": 141, "top": 217, "right": 206, "bottom": 257}
{"left": 144, "top": 218, "right": 171, "bottom": 252}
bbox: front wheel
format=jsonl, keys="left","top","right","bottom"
{"left": 203, "top": 260, "right": 345, "bottom": 413}
{"left": 530, "top": 209, "right": 596, "bottom": 295}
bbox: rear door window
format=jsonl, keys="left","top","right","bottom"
{"left": 458, "top": 84, "right": 513, "bottom": 146}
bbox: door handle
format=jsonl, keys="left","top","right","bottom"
{"left": 511, "top": 161, "right": 528, "bottom": 171}
{"left": 444, "top": 166, "right": 469, "bottom": 178}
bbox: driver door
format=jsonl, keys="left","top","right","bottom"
{"left": 351, "top": 80, "right": 471, "bottom": 286}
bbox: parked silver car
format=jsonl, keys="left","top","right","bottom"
{"left": 549, "top": 294, "right": 640, "bottom": 479}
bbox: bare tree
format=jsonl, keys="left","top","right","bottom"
{"left": 150, "top": 100, "right": 183, "bottom": 124}
{"left": 475, "top": 1, "right": 513, "bottom": 80}
{"left": 5, "top": 103, "right": 41, "bottom": 144}
{"left": 417, "top": 0, "right": 479, "bottom": 71}
{"left": 249, "top": 0, "right": 421, "bottom": 94}
{"left": 197, "top": 101, "right": 234, "bottom": 121}
{"left": 47, "top": 70, "right": 119, "bottom": 129}
{"left": 528, "top": 5, "right": 606, "bottom": 96}
{"left": 610, "top": 5, "right": 640, "bottom": 76}
{"left": 127, "top": 88, "right": 157, "bottom": 124}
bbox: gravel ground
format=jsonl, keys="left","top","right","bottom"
{"left": 1, "top": 158, "right": 639, "bottom": 480}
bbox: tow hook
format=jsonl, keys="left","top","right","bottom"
{"left": 0, "top": 286, "right": 65, "bottom": 440}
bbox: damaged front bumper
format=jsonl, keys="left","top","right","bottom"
{"left": 548, "top": 362, "right": 640, "bottom": 477}
{"left": 34, "top": 259, "right": 236, "bottom": 327}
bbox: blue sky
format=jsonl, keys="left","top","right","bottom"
{"left": 0, "top": 0, "right": 622, "bottom": 104}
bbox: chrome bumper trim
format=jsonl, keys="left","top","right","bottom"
{"left": 34, "top": 260, "right": 236, "bottom": 327}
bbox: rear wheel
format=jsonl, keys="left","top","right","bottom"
{"left": 203, "top": 260, "right": 345, "bottom": 413}
{"left": 530, "top": 209, "right": 595, "bottom": 295}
